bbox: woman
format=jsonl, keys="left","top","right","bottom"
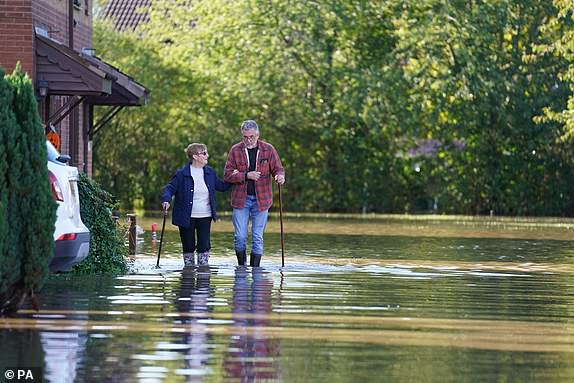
{"left": 161, "top": 143, "right": 231, "bottom": 266}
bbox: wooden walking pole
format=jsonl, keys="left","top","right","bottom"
{"left": 278, "top": 183, "right": 285, "bottom": 267}
{"left": 156, "top": 209, "right": 168, "bottom": 268}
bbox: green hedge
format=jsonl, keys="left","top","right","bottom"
{"left": 73, "top": 173, "right": 128, "bottom": 274}
{"left": 0, "top": 65, "right": 57, "bottom": 315}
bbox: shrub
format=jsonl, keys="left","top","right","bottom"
{"left": 0, "top": 68, "right": 14, "bottom": 312}
{"left": 74, "top": 173, "right": 128, "bottom": 274}
{"left": 0, "top": 65, "right": 57, "bottom": 315}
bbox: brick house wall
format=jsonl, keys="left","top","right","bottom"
{"left": 1, "top": 1, "right": 146, "bottom": 176}
{"left": 33, "top": 0, "right": 93, "bottom": 172}
{"left": 33, "top": 0, "right": 91, "bottom": 50}
{"left": 0, "top": 0, "right": 94, "bottom": 173}
{"left": 0, "top": 0, "right": 34, "bottom": 76}
{"left": 0, "top": 0, "right": 92, "bottom": 81}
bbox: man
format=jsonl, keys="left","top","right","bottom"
{"left": 224, "top": 120, "right": 285, "bottom": 267}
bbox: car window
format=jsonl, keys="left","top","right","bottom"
{"left": 46, "top": 140, "right": 70, "bottom": 164}
{"left": 46, "top": 140, "right": 60, "bottom": 162}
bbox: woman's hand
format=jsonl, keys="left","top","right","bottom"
{"left": 161, "top": 202, "right": 170, "bottom": 212}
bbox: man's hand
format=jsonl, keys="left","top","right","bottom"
{"left": 161, "top": 202, "right": 170, "bottom": 212}
{"left": 275, "top": 174, "right": 285, "bottom": 185}
{"left": 247, "top": 171, "right": 261, "bottom": 181}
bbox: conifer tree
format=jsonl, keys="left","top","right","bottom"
{"left": 0, "top": 68, "right": 23, "bottom": 313}
{"left": 0, "top": 64, "right": 56, "bottom": 315}
{"left": 8, "top": 64, "right": 57, "bottom": 291}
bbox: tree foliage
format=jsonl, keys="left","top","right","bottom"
{"left": 0, "top": 65, "right": 57, "bottom": 315}
{"left": 93, "top": 0, "right": 574, "bottom": 216}
{"left": 0, "top": 67, "right": 16, "bottom": 308}
{"left": 74, "top": 173, "right": 128, "bottom": 274}
{"left": 536, "top": 1, "right": 574, "bottom": 137}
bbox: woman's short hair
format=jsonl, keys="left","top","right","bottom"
{"left": 185, "top": 143, "right": 207, "bottom": 160}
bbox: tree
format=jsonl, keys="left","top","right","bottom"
{"left": 0, "top": 68, "right": 18, "bottom": 311}
{"left": 92, "top": 18, "right": 228, "bottom": 210}
{"left": 0, "top": 65, "right": 57, "bottom": 315}
{"left": 388, "top": 0, "right": 570, "bottom": 214}
{"left": 536, "top": 1, "right": 574, "bottom": 139}
{"left": 93, "top": 0, "right": 574, "bottom": 215}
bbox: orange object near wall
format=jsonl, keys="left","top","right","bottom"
{"left": 47, "top": 130, "right": 61, "bottom": 151}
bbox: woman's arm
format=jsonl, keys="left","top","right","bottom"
{"left": 224, "top": 148, "right": 245, "bottom": 184}
{"left": 215, "top": 173, "right": 233, "bottom": 192}
{"left": 161, "top": 171, "right": 179, "bottom": 203}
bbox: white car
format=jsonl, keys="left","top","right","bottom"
{"left": 47, "top": 141, "right": 90, "bottom": 272}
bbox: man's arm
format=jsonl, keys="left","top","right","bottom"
{"left": 270, "top": 145, "right": 285, "bottom": 184}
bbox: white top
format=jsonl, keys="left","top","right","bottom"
{"left": 190, "top": 166, "right": 211, "bottom": 218}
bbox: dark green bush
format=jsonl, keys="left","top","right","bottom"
{"left": 74, "top": 173, "right": 128, "bottom": 274}
{"left": 0, "top": 68, "right": 14, "bottom": 312}
{"left": 0, "top": 65, "right": 57, "bottom": 315}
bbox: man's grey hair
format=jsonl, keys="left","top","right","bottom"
{"left": 241, "top": 119, "right": 259, "bottom": 133}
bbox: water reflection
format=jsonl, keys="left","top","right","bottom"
{"left": 224, "top": 267, "right": 281, "bottom": 381}
{"left": 0, "top": 330, "right": 44, "bottom": 375}
{"left": 38, "top": 279, "right": 89, "bottom": 383}
{"left": 41, "top": 327, "right": 87, "bottom": 383}
{"left": 175, "top": 266, "right": 215, "bottom": 380}
{"left": 4, "top": 220, "right": 574, "bottom": 382}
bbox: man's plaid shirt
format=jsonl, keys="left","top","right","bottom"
{"left": 224, "top": 140, "right": 284, "bottom": 211}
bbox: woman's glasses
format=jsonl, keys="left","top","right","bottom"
{"left": 196, "top": 151, "right": 208, "bottom": 156}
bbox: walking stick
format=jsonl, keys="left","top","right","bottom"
{"left": 156, "top": 208, "right": 168, "bottom": 268}
{"left": 278, "top": 183, "right": 285, "bottom": 267}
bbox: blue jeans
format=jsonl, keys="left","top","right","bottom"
{"left": 232, "top": 195, "right": 269, "bottom": 255}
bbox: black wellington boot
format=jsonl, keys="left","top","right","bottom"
{"left": 249, "top": 253, "right": 262, "bottom": 267}
{"left": 236, "top": 250, "right": 246, "bottom": 266}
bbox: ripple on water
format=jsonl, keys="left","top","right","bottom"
{"left": 4, "top": 229, "right": 574, "bottom": 382}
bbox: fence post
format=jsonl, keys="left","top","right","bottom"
{"left": 127, "top": 213, "right": 137, "bottom": 255}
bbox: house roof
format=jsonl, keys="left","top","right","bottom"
{"left": 81, "top": 52, "right": 149, "bottom": 106}
{"left": 35, "top": 34, "right": 149, "bottom": 106}
{"left": 102, "top": 0, "right": 151, "bottom": 32}
{"left": 36, "top": 34, "right": 113, "bottom": 96}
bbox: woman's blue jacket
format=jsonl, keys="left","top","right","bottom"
{"left": 161, "top": 163, "right": 231, "bottom": 227}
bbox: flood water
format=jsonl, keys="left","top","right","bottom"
{"left": 2, "top": 215, "right": 574, "bottom": 382}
